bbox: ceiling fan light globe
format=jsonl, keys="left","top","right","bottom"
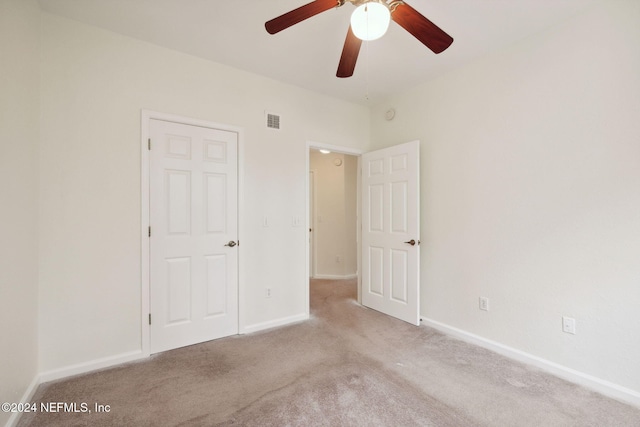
{"left": 350, "top": 2, "right": 390, "bottom": 41}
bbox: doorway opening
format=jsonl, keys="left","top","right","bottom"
{"left": 306, "top": 142, "right": 363, "bottom": 311}
{"left": 307, "top": 140, "right": 421, "bottom": 325}
{"left": 309, "top": 149, "right": 358, "bottom": 280}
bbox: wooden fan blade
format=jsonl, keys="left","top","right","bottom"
{"left": 337, "top": 26, "right": 362, "bottom": 78}
{"left": 392, "top": 2, "right": 453, "bottom": 54}
{"left": 265, "top": 0, "right": 340, "bottom": 34}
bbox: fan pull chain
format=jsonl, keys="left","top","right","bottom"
{"left": 364, "top": 40, "right": 370, "bottom": 102}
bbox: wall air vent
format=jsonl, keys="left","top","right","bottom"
{"left": 266, "top": 112, "right": 281, "bottom": 130}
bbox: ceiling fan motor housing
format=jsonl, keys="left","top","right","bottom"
{"left": 348, "top": 0, "right": 405, "bottom": 13}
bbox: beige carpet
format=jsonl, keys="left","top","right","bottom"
{"left": 19, "top": 279, "right": 640, "bottom": 426}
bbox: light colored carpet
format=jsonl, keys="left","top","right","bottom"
{"left": 18, "top": 279, "right": 640, "bottom": 426}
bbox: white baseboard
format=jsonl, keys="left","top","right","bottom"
{"left": 312, "top": 274, "right": 357, "bottom": 280}
{"left": 242, "top": 313, "right": 309, "bottom": 335}
{"left": 5, "top": 374, "right": 40, "bottom": 427}
{"left": 422, "top": 317, "right": 640, "bottom": 408}
{"left": 38, "top": 350, "right": 146, "bottom": 384}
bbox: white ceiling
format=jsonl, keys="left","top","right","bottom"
{"left": 37, "top": 0, "right": 601, "bottom": 105}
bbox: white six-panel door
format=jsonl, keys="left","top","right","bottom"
{"left": 149, "top": 119, "right": 238, "bottom": 353}
{"left": 361, "top": 141, "right": 420, "bottom": 325}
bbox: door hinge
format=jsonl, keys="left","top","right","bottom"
{"left": 148, "top": 138, "right": 151, "bottom": 150}
{"left": 148, "top": 313, "right": 151, "bottom": 325}
{"left": 148, "top": 226, "right": 151, "bottom": 237}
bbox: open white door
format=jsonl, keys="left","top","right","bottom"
{"left": 149, "top": 119, "right": 238, "bottom": 353}
{"left": 361, "top": 141, "right": 420, "bottom": 325}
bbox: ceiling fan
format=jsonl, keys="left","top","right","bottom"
{"left": 265, "top": 0, "right": 453, "bottom": 78}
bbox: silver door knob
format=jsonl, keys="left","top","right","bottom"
{"left": 225, "top": 241, "right": 237, "bottom": 247}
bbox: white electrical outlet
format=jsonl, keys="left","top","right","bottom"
{"left": 562, "top": 316, "right": 576, "bottom": 334}
{"left": 479, "top": 297, "right": 489, "bottom": 311}
{"left": 266, "top": 288, "right": 272, "bottom": 298}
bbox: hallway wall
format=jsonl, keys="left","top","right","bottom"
{"left": 310, "top": 150, "right": 358, "bottom": 279}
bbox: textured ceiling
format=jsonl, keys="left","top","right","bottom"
{"left": 37, "top": 0, "right": 601, "bottom": 105}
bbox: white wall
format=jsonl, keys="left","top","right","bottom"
{"left": 310, "top": 151, "right": 358, "bottom": 278}
{"left": 0, "top": 0, "right": 40, "bottom": 424}
{"left": 38, "top": 13, "right": 369, "bottom": 373}
{"left": 370, "top": 1, "right": 640, "bottom": 394}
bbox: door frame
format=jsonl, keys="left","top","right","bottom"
{"left": 141, "top": 110, "right": 245, "bottom": 357}
{"left": 309, "top": 169, "right": 316, "bottom": 279}
{"left": 305, "top": 141, "right": 364, "bottom": 308}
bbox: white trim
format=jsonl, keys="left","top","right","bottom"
{"left": 313, "top": 274, "right": 358, "bottom": 280}
{"left": 140, "top": 111, "right": 150, "bottom": 357}
{"left": 422, "top": 318, "right": 640, "bottom": 408}
{"left": 141, "top": 110, "right": 244, "bottom": 355}
{"left": 307, "top": 141, "right": 364, "bottom": 157}
{"left": 308, "top": 169, "right": 316, "bottom": 279}
{"left": 355, "top": 155, "right": 362, "bottom": 304}
{"left": 5, "top": 375, "right": 40, "bottom": 427}
{"left": 242, "top": 313, "right": 309, "bottom": 335}
{"left": 39, "top": 350, "right": 145, "bottom": 384}
{"left": 237, "top": 125, "right": 246, "bottom": 334}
